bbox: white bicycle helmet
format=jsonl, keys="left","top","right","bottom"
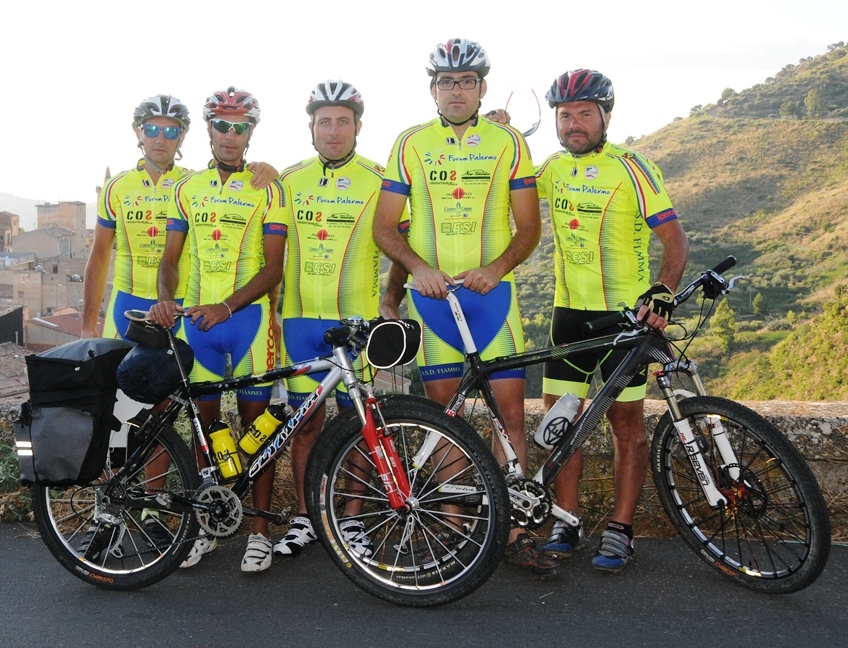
{"left": 306, "top": 80, "right": 365, "bottom": 119}
{"left": 426, "top": 38, "right": 490, "bottom": 78}
{"left": 132, "top": 95, "right": 190, "bottom": 129}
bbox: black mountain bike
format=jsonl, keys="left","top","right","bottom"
{"left": 406, "top": 257, "right": 830, "bottom": 593}
{"left": 30, "top": 315, "right": 509, "bottom": 607}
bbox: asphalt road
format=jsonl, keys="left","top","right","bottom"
{"left": 1, "top": 522, "right": 846, "bottom": 648}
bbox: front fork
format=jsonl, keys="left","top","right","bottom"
{"left": 657, "top": 361, "right": 739, "bottom": 507}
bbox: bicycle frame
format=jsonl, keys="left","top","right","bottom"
{"left": 421, "top": 273, "right": 742, "bottom": 526}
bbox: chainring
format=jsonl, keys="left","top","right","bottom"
{"left": 506, "top": 476, "right": 551, "bottom": 530}
{"left": 194, "top": 483, "right": 243, "bottom": 537}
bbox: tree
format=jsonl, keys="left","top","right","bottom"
{"left": 805, "top": 88, "right": 825, "bottom": 117}
{"left": 624, "top": 136, "right": 636, "bottom": 146}
{"left": 779, "top": 101, "right": 801, "bottom": 119}
{"left": 720, "top": 87, "right": 736, "bottom": 102}
{"left": 752, "top": 292, "right": 768, "bottom": 317}
{"left": 710, "top": 299, "right": 736, "bottom": 354}
{"left": 689, "top": 105, "right": 703, "bottom": 117}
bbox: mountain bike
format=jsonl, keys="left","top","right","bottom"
{"left": 29, "top": 314, "right": 510, "bottom": 607}
{"left": 405, "top": 257, "right": 830, "bottom": 593}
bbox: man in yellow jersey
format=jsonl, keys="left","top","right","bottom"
{"left": 271, "top": 80, "right": 386, "bottom": 559}
{"left": 151, "top": 87, "right": 286, "bottom": 573}
{"left": 373, "top": 38, "right": 556, "bottom": 577}
{"left": 535, "top": 69, "right": 689, "bottom": 572}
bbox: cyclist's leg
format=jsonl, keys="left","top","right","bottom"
{"left": 605, "top": 398, "right": 648, "bottom": 526}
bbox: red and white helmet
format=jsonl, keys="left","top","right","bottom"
{"left": 306, "top": 80, "right": 365, "bottom": 119}
{"left": 132, "top": 95, "right": 190, "bottom": 129}
{"left": 203, "top": 86, "right": 261, "bottom": 124}
{"left": 426, "top": 38, "right": 490, "bottom": 78}
{"left": 546, "top": 69, "right": 614, "bottom": 112}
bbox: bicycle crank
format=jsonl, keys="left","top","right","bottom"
{"left": 194, "top": 483, "right": 243, "bottom": 537}
{"left": 506, "top": 477, "right": 551, "bottom": 530}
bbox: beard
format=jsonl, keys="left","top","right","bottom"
{"left": 562, "top": 128, "right": 604, "bottom": 155}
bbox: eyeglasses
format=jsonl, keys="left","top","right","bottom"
{"left": 210, "top": 119, "right": 251, "bottom": 135}
{"left": 435, "top": 77, "right": 481, "bottom": 91}
{"left": 141, "top": 124, "right": 182, "bottom": 140}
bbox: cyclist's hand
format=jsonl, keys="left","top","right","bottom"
{"left": 185, "top": 303, "right": 230, "bottom": 332}
{"left": 411, "top": 266, "right": 454, "bottom": 300}
{"left": 247, "top": 161, "right": 279, "bottom": 189}
{"left": 636, "top": 282, "right": 674, "bottom": 329}
{"left": 150, "top": 301, "right": 183, "bottom": 328}
{"left": 378, "top": 301, "right": 401, "bottom": 320}
{"left": 484, "top": 109, "right": 511, "bottom": 125}
{"left": 454, "top": 267, "right": 500, "bottom": 295}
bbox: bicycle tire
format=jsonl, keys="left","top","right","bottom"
{"left": 306, "top": 398, "right": 510, "bottom": 607}
{"left": 651, "top": 396, "right": 830, "bottom": 593}
{"left": 32, "top": 424, "right": 201, "bottom": 590}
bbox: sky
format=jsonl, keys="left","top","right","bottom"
{"left": 1, "top": 0, "right": 846, "bottom": 226}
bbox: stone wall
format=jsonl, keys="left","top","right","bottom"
{"left": 2, "top": 397, "right": 846, "bottom": 539}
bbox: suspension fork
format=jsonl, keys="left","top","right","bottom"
{"left": 358, "top": 395, "right": 412, "bottom": 510}
{"left": 656, "top": 367, "right": 729, "bottom": 506}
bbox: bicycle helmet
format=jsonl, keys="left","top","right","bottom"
{"left": 132, "top": 95, "right": 191, "bottom": 130}
{"left": 426, "top": 38, "right": 490, "bottom": 79}
{"left": 546, "top": 69, "right": 615, "bottom": 112}
{"left": 306, "top": 80, "right": 365, "bottom": 119}
{"left": 203, "top": 86, "right": 261, "bottom": 124}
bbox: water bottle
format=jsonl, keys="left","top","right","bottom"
{"left": 534, "top": 393, "right": 580, "bottom": 450}
{"left": 238, "top": 404, "right": 288, "bottom": 456}
{"left": 209, "top": 420, "right": 242, "bottom": 479}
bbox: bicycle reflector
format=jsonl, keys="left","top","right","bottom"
{"left": 365, "top": 319, "right": 422, "bottom": 369}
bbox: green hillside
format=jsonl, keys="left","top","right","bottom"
{"left": 515, "top": 41, "right": 848, "bottom": 399}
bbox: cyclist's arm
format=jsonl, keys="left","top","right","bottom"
{"left": 637, "top": 219, "right": 689, "bottom": 329}
{"left": 455, "top": 185, "right": 541, "bottom": 294}
{"left": 373, "top": 190, "right": 453, "bottom": 299}
{"left": 247, "top": 161, "right": 279, "bottom": 189}
{"left": 81, "top": 223, "right": 115, "bottom": 338}
{"left": 379, "top": 262, "right": 408, "bottom": 320}
{"left": 151, "top": 230, "right": 186, "bottom": 328}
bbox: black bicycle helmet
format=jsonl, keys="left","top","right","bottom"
{"left": 116, "top": 341, "right": 194, "bottom": 404}
{"left": 546, "top": 69, "right": 614, "bottom": 112}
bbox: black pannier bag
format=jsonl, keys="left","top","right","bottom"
{"left": 14, "top": 338, "right": 132, "bottom": 485}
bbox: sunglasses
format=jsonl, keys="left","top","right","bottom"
{"left": 211, "top": 119, "right": 251, "bottom": 135}
{"left": 141, "top": 124, "right": 182, "bottom": 140}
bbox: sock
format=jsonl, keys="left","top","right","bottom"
{"left": 607, "top": 520, "right": 633, "bottom": 540}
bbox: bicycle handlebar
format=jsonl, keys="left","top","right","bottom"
{"left": 582, "top": 255, "right": 738, "bottom": 334}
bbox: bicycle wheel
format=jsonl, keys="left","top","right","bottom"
{"left": 306, "top": 398, "right": 510, "bottom": 607}
{"left": 651, "top": 396, "right": 830, "bottom": 593}
{"left": 31, "top": 424, "right": 201, "bottom": 590}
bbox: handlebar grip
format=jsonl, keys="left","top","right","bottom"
{"left": 582, "top": 311, "right": 628, "bottom": 335}
{"left": 710, "top": 256, "right": 737, "bottom": 275}
{"left": 324, "top": 326, "right": 352, "bottom": 345}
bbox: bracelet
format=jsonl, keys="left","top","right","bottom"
{"left": 222, "top": 301, "right": 233, "bottom": 319}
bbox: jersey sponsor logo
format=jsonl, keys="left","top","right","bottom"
{"left": 448, "top": 153, "right": 496, "bottom": 163}
{"left": 446, "top": 137, "right": 457, "bottom": 145}
{"left": 308, "top": 243, "right": 335, "bottom": 256}
{"left": 465, "top": 134, "right": 480, "bottom": 147}
{"left": 147, "top": 226, "right": 159, "bottom": 238}
{"left": 268, "top": 222, "right": 286, "bottom": 234}
{"left": 553, "top": 197, "right": 574, "bottom": 212}
{"left": 142, "top": 179, "right": 152, "bottom": 188}
{"left": 569, "top": 218, "right": 581, "bottom": 230}
{"left": 452, "top": 187, "right": 466, "bottom": 200}
{"left": 585, "top": 166, "right": 599, "bottom": 180}
{"left": 211, "top": 229, "right": 223, "bottom": 241}
{"left": 565, "top": 249, "right": 595, "bottom": 265}
{"left": 428, "top": 169, "right": 457, "bottom": 183}
{"left": 135, "top": 255, "right": 161, "bottom": 268}
{"left": 462, "top": 169, "right": 490, "bottom": 182}
{"left": 210, "top": 196, "right": 256, "bottom": 207}
{"left": 440, "top": 221, "right": 477, "bottom": 235}
{"left": 570, "top": 167, "right": 578, "bottom": 177}
{"left": 202, "top": 259, "right": 234, "bottom": 273}
{"left": 191, "top": 195, "right": 208, "bottom": 208}
{"left": 123, "top": 195, "right": 143, "bottom": 207}
{"left": 228, "top": 180, "right": 244, "bottom": 191}
{"left": 567, "top": 183, "right": 611, "bottom": 196}
{"left": 210, "top": 180, "right": 219, "bottom": 187}
{"left": 296, "top": 209, "right": 322, "bottom": 222}
{"left": 655, "top": 208, "right": 676, "bottom": 222}
{"left": 424, "top": 152, "right": 446, "bottom": 166}
{"left": 443, "top": 201, "right": 473, "bottom": 216}
{"left": 295, "top": 192, "right": 314, "bottom": 206}
{"left": 162, "top": 178, "right": 174, "bottom": 188}
{"left": 316, "top": 229, "right": 329, "bottom": 241}
{"left": 318, "top": 178, "right": 329, "bottom": 187}
{"left": 327, "top": 212, "right": 354, "bottom": 224}
{"left": 335, "top": 177, "right": 351, "bottom": 190}
{"left": 221, "top": 213, "right": 247, "bottom": 226}
{"left": 304, "top": 261, "right": 337, "bottom": 276}
{"left": 577, "top": 202, "right": 603, "bottom": 215}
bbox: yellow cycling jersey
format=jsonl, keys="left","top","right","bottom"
{"left": 98, "top": 159, "right": 191, "bottom": 299}
{"left": 381, "top": 116, "right": 537, "bottom": 279}
{"left": 535, "top": 142, "right": 678, "bottom": 310}
{"left": 278, "top": 154, "right": 384, "bottom": 320}
{"left": 166, "top": 165, "right": 286, "bottom": 307}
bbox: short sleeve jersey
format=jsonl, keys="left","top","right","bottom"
{"left": 277, "top": 154, "right": 384, "bottom": 320}
{"left": 166, "top": 165, "right": 286, "bottom": 307}
{"left": 381, "top": 116, "right": 537, "bottom": 280}
{"left": 535, "top": 142, "right": 678, "bottom": 310}
{"left": 98, "top": 159, "right": 192, "bottom": 299}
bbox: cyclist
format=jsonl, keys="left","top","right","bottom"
{"left": 535, "top": 69, "right": 689, "bottom": 572}
{"left": 151, "top": 86, "right": 286, "bottom": 573}
{"left": 373, "top": 39, "right": 556, "bottom": 577}
{"left": 271, "top": 80, "right": 390, "bottom": 559}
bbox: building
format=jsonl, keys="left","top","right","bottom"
{"left": 0, "top": 211, "right": 20, "bottom": 253}
{"left": 37, "top": 201, "right": 86, "bottom": 235}
{"left": 12, "top": 224, "right": 85, "bottom": 260}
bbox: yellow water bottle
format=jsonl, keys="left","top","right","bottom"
{"left": 239, "top": 404, "right": 287, "bottom": 456}
{"left": 209, "top": 420, "right": 242, "bottom": 479}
